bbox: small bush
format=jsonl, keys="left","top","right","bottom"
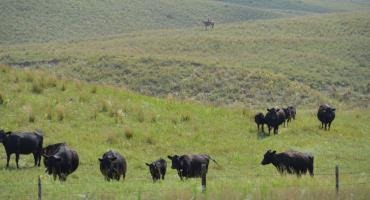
{"left": 106, "top": 132, "right": 119, "bottom": 145}
{"left": 124, "top": 127, "right": 133, "bottom": 140}
{"left": 61, "top": 84, "right": 66, "bottom": 91}
{"left": 46, "top": 76, "right": 57, "bottom": 87}
{"left": 91, "top": 85, "right": 97, "bottom": 94}
{"left": 114, "top": 109, "right": 125, "bottom": 123}
{"left": 101, "top": 100, "right": 112, "bottom": 113}
{"left": 24, "top": 105, "right": 35, "bottom": 123}
{"left": 144, "top": 135, "right": 155, "bottom": 145}
{"left": 137, "top": 110, "right": 145, "bottom": 123}
{"left": 25, "top": 71, "right": 34, "bottom": 82}
{"left": 31, "top": 81, "right": 43, "bottom": 94}
{"left": 180, "top": 113, "right": 191, "bottom": 122}
{"left": 56, "top": 104, "right": 65, "bottom": 121}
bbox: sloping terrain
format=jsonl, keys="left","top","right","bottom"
{"left": 1, "top": 11, "right": 369, "bottom": 107}
{"left": 1, "top": 0, "right": 369, "bottom": 44}
{"left": 0, "top": 66, "right": 369, "bottom": 199}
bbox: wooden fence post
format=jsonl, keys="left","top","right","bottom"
{"left": 38, "top": 175, "right": 42, "bottom": 200}
{"left": 201, "top": 164, "right": 207, "bottom": 192}
{"left": 335, "top": 165, "right": 339, "bottom": 195}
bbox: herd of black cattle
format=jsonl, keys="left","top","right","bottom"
{"left": 0, "top": 104, "right": 335, "bottom": 182}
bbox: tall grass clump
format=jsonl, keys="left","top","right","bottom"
{"left": 101, "top": 100, "right": 113, "bottom": 113}
{"left": 91, "top": 85, "right": 97, "bottom": 94}
{"left": 46, "top": 76, "right": 57, "bottom": 87}
{"left": 0, "top": 93, "right": 4, "bottom": 105}
{"left": 56, "top": 104, "right": 65, "bottom": 121}
{"left": 124, "top": 127, "right": 133, "bottom": 140}
{"left": 24, "top": 105, "right": 35, "bottom": 123}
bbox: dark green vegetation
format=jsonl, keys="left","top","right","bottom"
{"left": 1, "top": 0, "right": 370, "bottom": 44}
{"left": 1, "top": 11, "right": 369, "bottom": 108}
{"left": 0, "top": 66, "right": 369, "bottom": 199}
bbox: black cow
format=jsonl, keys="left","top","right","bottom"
{"left": 42, "top": 143, "right": 79, "bottom": 181}
{"left": 254, "top": 112, "right": 265, "bottom": 132}
{"left": 167, "top": 154, "right": 217, "bottom": 180}
{"left": 317, "top": 104, "right": 336, "bottom": 130}
{"left": 0, "top": 129, "right": 43, "bottom": 168}
{"left": 264, "top": 108, "right": 286, "bottom": 134}
{"left": 99, "top": 150, "right": 127, "bottom": 181}
{"left": 145, "top": 158, "right": 167, "bottom": 182}
{"left": 261, "top": 150, "right": 314, "bottom": 177}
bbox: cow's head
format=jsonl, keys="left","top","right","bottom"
{"left": 167, "top": 155, "right": 182, "bottom": 169}
{"left": 266, "top": 108, "right": 279, "bottom": 119}
{"left": 146, "top": 162, "right": 161, "bottom": 181}
{"left": 99, "top": 153, "right": 118, "bottom": 178}
{"left": 0, "top": 130, "right": 11, "bottom": 143}
{"left": 43, "top": 154, "right": 63, "bottom": 180}
{"left": 261, "top": 150, "right": 276, "bottom": 165}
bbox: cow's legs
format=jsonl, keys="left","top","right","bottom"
{"left": 6, "top": 152, "right": 11, "bottom": 168}
{"left": 15, "top": 153, "right": 20, "bottom": 168}
{"left": 261, "top": 124, "right": 264, "bottom": 132}
{"left": 328, "top": 122, "right": 331, "bottom": 130}
{"left": 33, "top": 153, "right": 38, "bottom": 166}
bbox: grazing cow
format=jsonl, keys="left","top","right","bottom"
{"left": 99, "top": 150, "right": 127, "bottom": 181}
{"left": 145, "top": 158, "right": 167, "bottom": 182}
{"left": 0, "top": 129, "right": 43, "bottom": 168}
{"left": 43, "top": 143, "right": 79, "bottom": 181}
{"left": 254, "top": 112, "right": 265, "bottom": 132}
{"left": 261, "top": 150, "right": 314, "bottom": 177}
{"left": 288, "top": 106, "right": 296, "bottom": 120}
{"left": 167, "top": 154, "right": 217, "bottom": 180}
{"left": 264, "top": 108, "right": 286, "bottom": 134}
{"left": 317, "top": 104, "right": 336, "bottom": 130}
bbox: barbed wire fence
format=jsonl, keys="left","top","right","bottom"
{"left": 0, "top": 165, "right": 369, "bottom": 199}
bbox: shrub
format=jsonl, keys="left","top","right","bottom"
{"left": 25, "top": 70, "right": 34, "bottom": 82}
{"left": 101, "top": 100, "right": 112, "bottom": 113}
{"left": 114, "top": 109, "right": 125, "bottom": 123}
{"left": 45, "top": 108, "right": 52, "bottom": 120}
{"left": 46, "top": 76, "right": 57, "bottom": 87}
{"left": 31, "top": 81, "right": 43, "bottom": 94}
{"left": 24, "top": 105, "right": 35, "bottom": 123}
{"left": 61, "top": 84, "right": 66, "bottom": 91}
{"left": 137, "top": 110, "right": 145, "bottom": 123}
{"left": 91, "top": 85, "right": 97, "bottom": 94}
{"left": 124, "top": 127, "right": 133, "bottom": 139}
{"left": 180, "top": 113, "right": 191, "bottom": 122}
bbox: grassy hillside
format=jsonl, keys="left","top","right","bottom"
{"left": 0, "top": 66, "right": 369, "bottom": 199}
{"left": 0, "top": 0, "right": 286, "bottom": 44}
{"left": 1, "top": 11, "right": 369, "bottom": 108}
{"left": 1, "top": 0, "right": 370, "bottom": 44}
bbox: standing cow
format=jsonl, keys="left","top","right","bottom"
{"left": 261, "top": 150, "right": 314, "bottom": 177}
{"left": 99, "top": 150, "right": 127, "bottom": 181}
{"left": 145, "top": 158, "right": 167, "bottom": 182}
{"left": 264, "top": 108, "right": 286, "bottom": 134}
{"left": 43, "top": 143, "right": 79, "bottom": 181}
{"left": 317, "top": 104, "right": 336, "bottom": 130}
{"left": 254, "top": 112, "right": 265, "bottom": 132}
{"left": 0, "top": 129, "right": 43, "bottom": 168}
{"left": 167, "top": 154, "right": 217, "bottom": 180}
